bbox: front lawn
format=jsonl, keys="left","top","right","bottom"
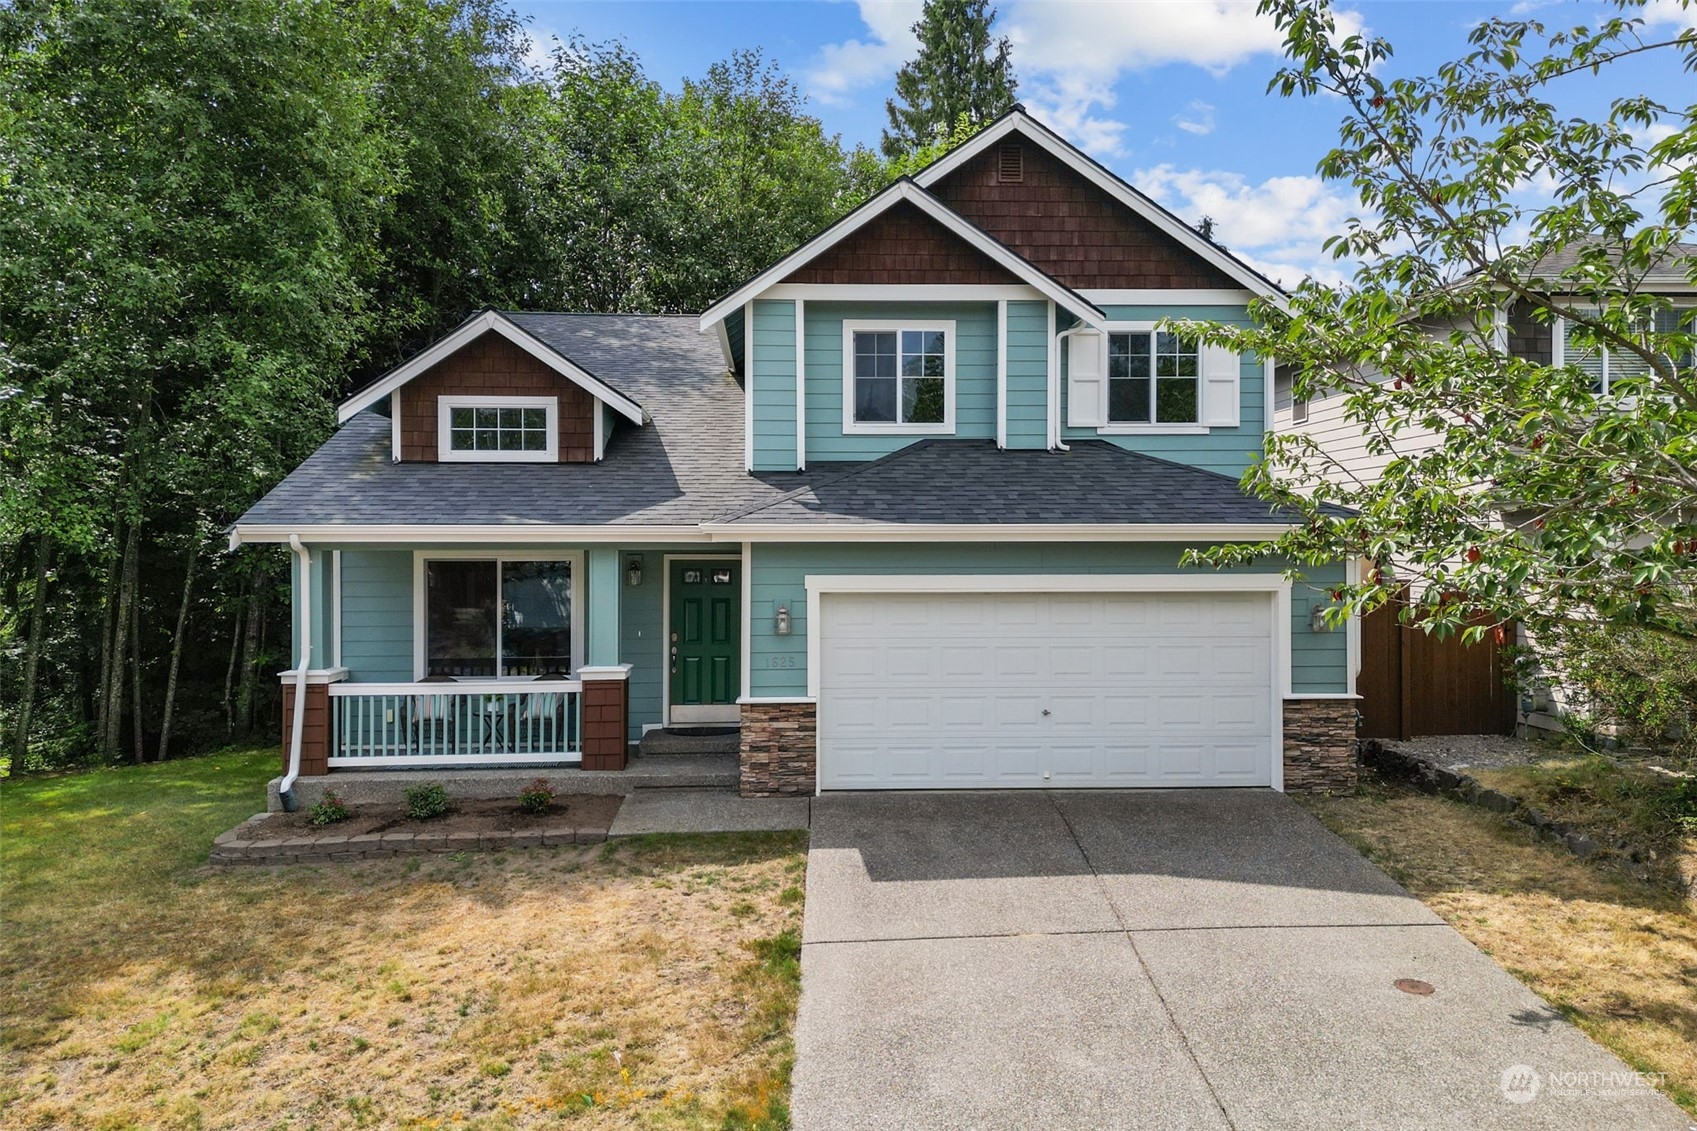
{"left": 1300, "top": 773, "right": 1697, "bottom": 1117}
{"left": 0, "top": 749, "right": 806, "bottom": 1130}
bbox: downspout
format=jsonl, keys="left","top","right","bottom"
{"left": 279, "top": 534, "right": 311, "bottom": 811}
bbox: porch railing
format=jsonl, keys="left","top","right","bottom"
{"left": 327, "top": 680, "right": 584, "bottom": 768}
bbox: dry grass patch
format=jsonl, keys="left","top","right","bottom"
{"left": 2, "top": 750, "right": 806, "bottom": 1130}
{"left": 1300, "top": 773, "right": 1697, "bottom": 1116}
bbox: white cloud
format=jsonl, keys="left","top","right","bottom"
{"left": 803, "top": 0, "right": 923, "bottom": 108}
{"left": 1134, "top": 164, "right": 1363, "bottom": 286}
{"left": 523, "top": 25, "right": 562, "bottom": 76}
{"left": 1173, "top": 101, "right": 1216, "bottom": 136}
{"left": 1640, "top": 0, "right": 1697, "bottom": 30}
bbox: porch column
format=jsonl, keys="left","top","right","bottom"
{"left": 579, "top": 664, "right": 632, "bottom": 771}
{"left": 280, "top": 544, "right": 347, "bottom": 778}
{"left": 585, "top": 546, "right": 621, "bottom": 667}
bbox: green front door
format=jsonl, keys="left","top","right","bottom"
{"left": 669, "top": 560, "right": 741, "bottom": 723}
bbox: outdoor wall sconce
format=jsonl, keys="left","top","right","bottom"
{"left": 1309, "top": 603, "right": 1333, "bottom": 632}
{"left": 626, "top": 557, "right": 643, "bottom": 587}
{"left": 774, "top": 604, "right": 792, "bottom": 636}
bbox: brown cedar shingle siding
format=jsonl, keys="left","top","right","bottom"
{"left": 783, "top": 200, "right": 1019, "bottom": 285}
{"left": 929, "top": 140, "right": 1239, "bottom": 291}
{"left": 399, "top": 332, "right": 597, "bottom": 462}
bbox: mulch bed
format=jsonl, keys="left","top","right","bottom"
{"left": 210, "top": 794, "right": 623, "bottom": 865}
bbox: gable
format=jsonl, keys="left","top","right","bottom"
{"left": 398, "top": 331, "right": 598, "bottom": 463}
{"left": 927, "top": 131, "right": 1240, "bottom": 291}
{"left": 781, "top": 200, "right": 1021, "bottom": 286}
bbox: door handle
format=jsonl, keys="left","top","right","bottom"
{"left": 1041, "top": 708, "right": 1051, "bottom": 716}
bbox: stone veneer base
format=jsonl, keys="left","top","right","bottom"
{"left": 1282, "top": 698, "right": 1361, "bottom": 794}
{"left": 740, "top": 701, "right": 818, "bottom": 797}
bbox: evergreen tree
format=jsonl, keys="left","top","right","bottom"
{"left": 881, "top": 0, "right": 1016, "bottom": 160}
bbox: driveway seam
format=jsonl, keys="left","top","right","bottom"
{"left": 1046, "top": 793, "right": 1240, "bottom": 1131}
{"left": 802, "top": 920, "right": 1453, "bottom": 947}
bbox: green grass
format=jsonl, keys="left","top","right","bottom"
{"left": 1, "top": 748, "right": 807, "bottom": 1131}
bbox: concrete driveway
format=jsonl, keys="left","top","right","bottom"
{"left": 792, "top": 790, "right": 1690, "bottom": 1131}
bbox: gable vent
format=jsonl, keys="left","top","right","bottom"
{"left": 997, "top": 142, "right": 1023, "bottom": 183}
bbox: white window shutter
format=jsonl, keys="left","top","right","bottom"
{"left": 1201, "top": 343, "right": 1241, "bottom": 427}
{"left": 1066, "top": 331, "right": 1106, "bottom": 428}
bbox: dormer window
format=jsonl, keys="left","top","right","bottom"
{"left": 438, "top": 396, "right": 558, "bottom": 462}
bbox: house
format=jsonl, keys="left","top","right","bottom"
{"left": 233, "top": 107, "right": 1361, "bottom": 804}
{"left": 1270, "top": 242, "right": 1695, "bottom": 737}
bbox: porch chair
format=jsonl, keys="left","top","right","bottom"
{"left": 519, "top": 671, "right": 575, "bottom": 755}
{"left": 411, "top": 674, "right": 460, "bottom": 754}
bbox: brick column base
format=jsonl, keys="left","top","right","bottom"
{"left": 740, "top": 701, "right": 817, "bottom": 797}
{"left": 581, "top": 668, "right": 630, "bottom": 771}
{"left": 1283, "top": 698, "right": 1360, "bottom": 793}
{"left": 280, "top": 680, "right": 331, "bottom": 778}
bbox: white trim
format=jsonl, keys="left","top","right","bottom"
{"left": 996, "top": 300, "right": 1008, "bottom": 449}
{"left": 698, "top": 180, "right": 1106, "bottom": 331}
{"left": 276, "top": 666, "right": 350, "bottom": 685}
{"left": 1081, "top": 289, "right": 1257, "bottom": 305}
{"left": 328, "top": 752, "right": 582, "bottom": 770}
{"left": 231, "top": 524, "right": 710, "bottom": 546}
{"left": 390, "top": 392, "right": 401, "bottom": 463}
{"left": 743, "top": 301, "right": 754, "bottom": 473}
{"left": 1552, "top": 315, "right": 1566, "bottom": 367}
{"left": 1096, "top": 424, "right": 1209, "bottom": 436}
{"left": 328, "top": 677, "right": 581, "bottom": 696}
{"left": 660, "top": 552, "right": 743, "bottom": 728}
{"left": 1046, "top": 301, "right": 1060, "bottom": 449}
{"left": 911, "top": 112, "right": 1287, "bottom": 308}
{"left": 804, "top": 573, "right": 1293, "bottom": 794}
{"left": 593, "top": 400, "right": 605, "bottom": 462}
{"left": 712, "top": 319, "right": 734, "bottom": 371}
{"left": 736, "top": 695, "right": 816, "bottom": 705}
{"left": 1284, "top": 693, "right": 1363, "bottom": 700}
{"left": 1096, "top": 322, "right": 1206, "bottom": 429}
{"left": 704, "top": 522, "right": 1297, "bottom": 542}
{"left": 763, "top": 284, "right": 1043, "bottom": 302}
{"left": 841, "top": 319, "right": 958, "bottom": 434}
{"left": 338, "top": 309, "right": 644, "bottom": 425}
{"left": 437, "top": 395, "right": 559, "bottom": 463}
{"left": 412, "top": 550, "right": 586, "bottom": 681}
{"left": 1264, "top": 355, "right": 1277, "bottom": 436}
{"left": 795, "top": 299, "right": 807, "bottom": 470}
{"left": 331, "top": 550, "right": 343, "bottom": 670}
{"left": 578, "top": 663, "right": 632, "bottom": 681}
{"left": 741, "top": 542, "right": 753, "bottom": 714}
{"left": 1345, "top": 557, "right": 1362, "bottom": 697}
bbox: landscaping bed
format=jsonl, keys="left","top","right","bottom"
{"left": 2, "top": 747, "right": 808, "bottom": 1130}
{"left": 1299, "top": 771, "right": 1697, "bottom": 1117}
{"left": 212, "top": 794, "right": 624, "bottom": 864}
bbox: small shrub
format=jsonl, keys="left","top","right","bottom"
{"left": 309, "top": 790, "right": 351, "bottom": 827}
{"left": 518, "top": 777, "right": 556, "bottom": 815}
{"left": 404, "top": 782, "right": 449, "bottom": 821}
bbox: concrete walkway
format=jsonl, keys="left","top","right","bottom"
{"left": 793, "top": 790, "right": 1689, "bottom": 1131}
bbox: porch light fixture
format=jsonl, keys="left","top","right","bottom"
{"left": 774, "top": 604, "right": 792, "bottom": 636}
{"left": 1310, "top": 603, "right": 1333, "bottom": 632}
{"left": 626, "top": 557, "right": 643, "bottom": 587}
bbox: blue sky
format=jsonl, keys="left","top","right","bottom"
{"left": 516, "top": 1, "right": 1695, "bottom": 285}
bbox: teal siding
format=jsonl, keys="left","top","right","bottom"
{"left": 1060, "top": 304, "right": 1264, "bottom": 478}
{"left": 748, "top": 543, "right": 1347, "bottom": 697}
{"left": 1005, "top": 300, "right": 1049, "bottom": 449}
{"left": 339, "top": 550, "right": 413, "bottom": 682}
{"left": 751, "top": 300, "right": 797, "bottom": 471}
{"left": 804, "top": 301, "right": 998, "bottom": 462}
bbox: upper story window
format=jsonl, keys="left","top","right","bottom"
{"left": 842, "top": 320, "right": 956, "bottom": 434}
{"left": 1561, "top": 307, "right": 1692, "bottom": 395}
{"left": 437, "top": 395, "right": 558, "bottom": 462}
{"left": 1108, "top": 331, "right": 1199, "bottom": 425}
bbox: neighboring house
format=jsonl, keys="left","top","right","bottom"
{"left": 234, "top": 107, "right": 1361, "bottom": 800}
{"left": 1270, "top": 243, "right": 1695, "bottom": 736}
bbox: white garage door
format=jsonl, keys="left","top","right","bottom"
{"left": 817, "top": 590, "right": 1276, "bottom": 790}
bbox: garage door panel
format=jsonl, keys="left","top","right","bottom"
{"left": 818, "top": 590, "right": 1275, "bottom": 790}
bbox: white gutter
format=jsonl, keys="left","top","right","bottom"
{"left": 280, "top": 534, "right": 311, "bottom": 811}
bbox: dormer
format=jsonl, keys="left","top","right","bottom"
{"left": 338, "top": 310, "right": 646, "bottom": 463}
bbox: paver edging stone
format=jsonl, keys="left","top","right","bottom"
{"left": 208, "top": 821, "right": 606, "bottom": 866}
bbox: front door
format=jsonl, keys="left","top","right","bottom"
{"left": 669, "top": 560, "right": 741, "bottom": 724}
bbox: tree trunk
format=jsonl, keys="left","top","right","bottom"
{"left": 9, "top": 537, "right": 53, "bottom": 767}
{"left": 223, "top": 575, "right": 246, "bottom": 737}
{"left": 95, "top": 547, "right": 120, "bottom": 753}
{"left": 130, "top": 574, "right": 144, "bottom": 763}
{"left": 158, "top": 540, "right": 198, "bottom": 761}
{"left": 102, "top": 525, "right": 140, "bottom": 760}
{"left": 235, "top": 566, "right": 264, "bottom": 736}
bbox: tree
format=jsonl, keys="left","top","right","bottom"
{"left": 881, "top": 0, "right": 1016, "bottom": 160}
{"left": 1182, "top": 0, "right": 1697, "bottom": 659}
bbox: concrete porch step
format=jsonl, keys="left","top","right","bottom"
{"left": 638, "top": 727, "right": 741, "bottom": 757}
{"left": 270, "top": 754, "right": 738, "bottom": 811}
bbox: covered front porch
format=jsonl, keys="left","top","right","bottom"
{"left": 278, "top": 540, "right": 747, "bottom": 781}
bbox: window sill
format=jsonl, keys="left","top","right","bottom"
{"left": 1096, "top": 424, "right": 1210, "bottom": 436}
{"left": 842, "top": 422, "right": 958, "bottom": 436}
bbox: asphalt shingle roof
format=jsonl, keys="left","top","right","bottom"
{"left": 713, "top": 439, "right": 1302, "bottom": 526}
{"left": 236, "top": 313, "right": 1299, "bottom": 531}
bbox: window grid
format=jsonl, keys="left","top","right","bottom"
{"left": 448, "top": 405, "right": 550, "bottom": 453}
{"left": 1107, "top": 331, "right": 1199, "bottom": 424}
{"left": 853, "top": 328, "right": 947, "bottom": 425}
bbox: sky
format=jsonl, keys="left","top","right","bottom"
{"left": 515, "top": 0, "right": 1695, "bottom": 286}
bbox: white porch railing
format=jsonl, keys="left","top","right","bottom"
{"left": 327, "top": 680, "right": 584, "bottom": 768}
